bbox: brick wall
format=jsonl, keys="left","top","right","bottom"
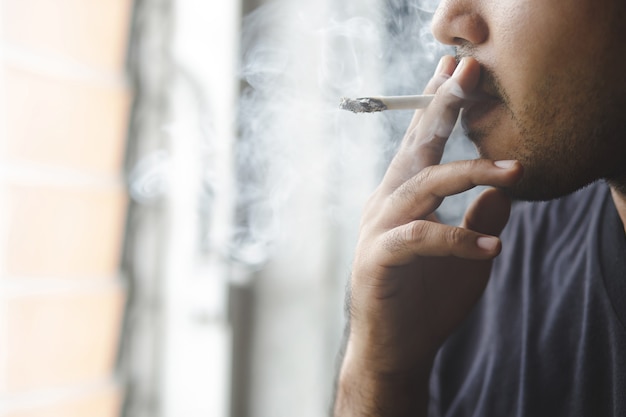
{"left": 0, "top": 1, "right": 131, "bottom": 416}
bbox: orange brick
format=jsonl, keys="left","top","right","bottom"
{"left": 1, "top": 0, "right": 132, "bottom": 71}
{"left": 3, "top": 66, "right": 130, "bottom": 175}
{"left": 3, "top": 383, "right": 122, "bottom": 417}
{"left": 5, "top": 184, "right": 127, "bottom": 277}
{"left": 3, "top": 286, "right": 125, "bottom": 392}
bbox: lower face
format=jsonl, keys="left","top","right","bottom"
{"left": 459, "top": 0, "right": 626, "bottom": 201}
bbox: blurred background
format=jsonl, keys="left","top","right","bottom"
{"left": 0, "top": 0, "right": 476, "bottom": 416}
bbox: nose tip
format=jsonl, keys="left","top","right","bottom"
{"left": 431, "top": 1, "right": 488, "bottom": 46}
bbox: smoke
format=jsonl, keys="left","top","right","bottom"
{"left": 128, "top": 150, "right": 171, "bottom": 205}
{"left": 234, "top": 0, "right": 476, "bottom": 267}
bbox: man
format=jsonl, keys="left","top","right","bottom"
{"left": 333, "top": 0, "right": 626, "bottom": 415}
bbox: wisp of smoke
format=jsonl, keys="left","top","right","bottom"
{"left": 235, "top": 0, "right": 476, "bottom": 267}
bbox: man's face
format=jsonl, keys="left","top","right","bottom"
{"left": 431, "top": 0, "right": 626, "bottom": 200}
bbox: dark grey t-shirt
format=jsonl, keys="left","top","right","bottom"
{"left": 429, "top": 181, "right": 626, "bottom": 416}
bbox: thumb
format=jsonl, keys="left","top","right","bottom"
{"left": 461, "top": 187, "right": 512, "bottom": 236}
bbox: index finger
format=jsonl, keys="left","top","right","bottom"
{"left": 382, "top": 57, "right": 481, "bottom": 192}
{"left": 407, "top": 55, "right": 457, "bottom": 128}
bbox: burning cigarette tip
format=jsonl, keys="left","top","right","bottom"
{"left": 339, "top": 97, "right": 387, "bottom": 113}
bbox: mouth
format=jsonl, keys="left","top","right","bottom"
{"left": 460, "top": 69, "right": 505, "bottom": 133}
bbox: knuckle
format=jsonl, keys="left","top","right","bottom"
{"left": 388, "top": 186, "right": 410, "bottom": 208}
{"left": 467, "top": 158, "right": 490, "bottom": 173}
{"left": 458, "top": 160, "right": 480, "bottom": 182}
{"left": 444, "top": 226, "right": 466, "bottom": 247}
{"left": 380, "top": 221, "right": 428, "bottom": 254}
{"left": 464, "top": 158, "right": 481, "bottom": 171}
{"left": 417, "top": 165, "right": 437, "bottom": 185}
{"left": 462, "top": 158, "right": 496, "bottom": 185}
{"left": 449, "top": 159, "right": 476, "bottom": 175}
{"left": 446, "top": 159, "right": 483, "bottom": 187}
{"left": 380, "top": 230, "right": 404, "bottom": 254}
{"left": 391, "top": 166, "right": 435, "bottom": 203}
{"left": 386, "top": 164, "right": 448, "bottom": 218}
{"left": 416, "top": 135, "right": 447, "bottom": 156}
{"left": 405, "top": 220, "right": 429, "bottom": 245}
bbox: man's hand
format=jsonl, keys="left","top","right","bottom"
{"left": 334, "top": 56, "right": 523, "bottom": 416}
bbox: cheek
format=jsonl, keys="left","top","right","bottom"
{"left": 489, "top": 0, "right": 602, "bottom": 103}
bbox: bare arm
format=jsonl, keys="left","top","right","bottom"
{"left": 333, "top": 56, "right": 523, "bottom": 417}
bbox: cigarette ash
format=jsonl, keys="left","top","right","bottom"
{"left": 339, "top": 97, "right": 388, "bottom": 113}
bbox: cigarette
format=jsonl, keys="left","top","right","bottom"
{"left": 339, "top": 94, "right": 435, "bottom": 113}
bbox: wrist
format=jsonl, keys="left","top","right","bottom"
{"left": 344, "top": 325, "right": 438, "bottom": 378}
{"left": 334, "top": 342, "right": 433, "bottom": 417}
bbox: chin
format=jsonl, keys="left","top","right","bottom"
{"left": 467, "top": 141, "right": 592, "bottom": 203}
{"left": 501, "top": 166, "right": 600, "bottom": 203}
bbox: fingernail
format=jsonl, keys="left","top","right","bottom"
{"left": 477, "top": 236, "right": 499, "bottom": 251}
{"left": 494, "top": 160, "right": 517, "bottom": 169}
